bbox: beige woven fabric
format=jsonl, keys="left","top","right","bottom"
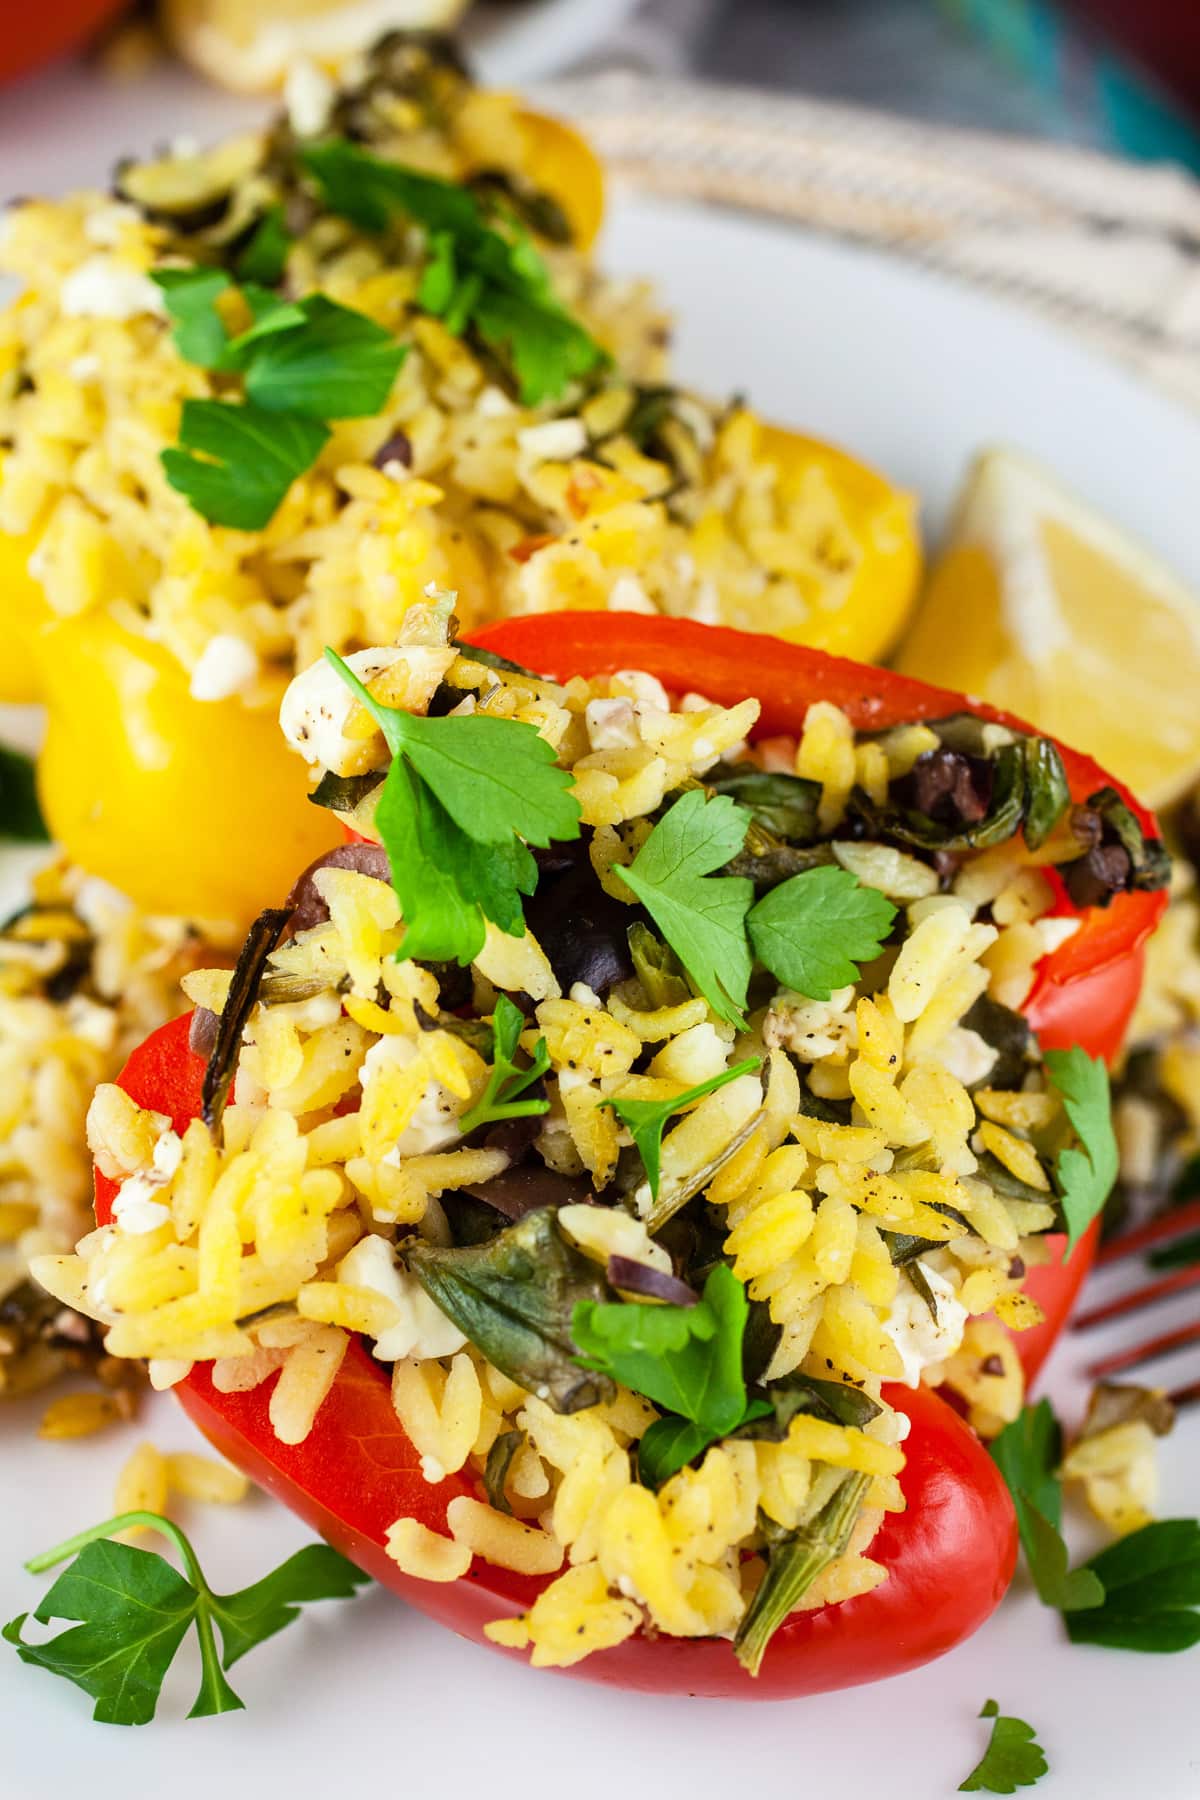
{"left": 534, "top": 72, "right": 1200, "bottom": 410}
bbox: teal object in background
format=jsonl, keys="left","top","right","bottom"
{"left": 936, "top": 0, "right": 1200, "bottom": 171}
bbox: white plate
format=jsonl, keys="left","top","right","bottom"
{"left": 3, "top": 115, "right": 1200, "bottom": 1800}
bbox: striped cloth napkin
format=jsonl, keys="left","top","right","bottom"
{"left": 533, "top": 70, "right": 1200, "bottom": 412}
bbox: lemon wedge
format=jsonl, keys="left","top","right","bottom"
{"left": 163, "top": 0, "right": 466, "bottom": 91}
{"left": 895, "top": 449, "right": 1200, "bottom": 809}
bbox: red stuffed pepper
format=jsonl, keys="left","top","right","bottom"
{"left": 86, "top": 617, "right": 1165, "bottom": 1699}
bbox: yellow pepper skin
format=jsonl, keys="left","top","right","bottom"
{"left": 517, "top": 111, "right": 605, "bottom": 251}
{"left": 34, "top": 612, "right": 340, "bottom": 926}
{"left": 758, "top": 425, "right": 922, "bottom": 664}
{"left": 0, "top": 507, "right": 52, "bottom": 704}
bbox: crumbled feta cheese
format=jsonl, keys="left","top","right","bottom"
{"left": 336, "top": 1233, "right": 466, "bottom": 1363}
{"left": 83, "top": 203, "right": 140, "bottom": 248}
{"left": 284, "top": 57, "right": 335, "bottom": 138}
{"left": 280, "top": 644, "right": 455, "bottom": 774}
{"left": 420, "top": 1455, "right": 446, "bottom": 1485}
{"left": 477, "top": 385, "right": 516, "bottom": 418}
{"left": 764, "top": 986, "right": 858, "bottom": 1060}
{"left": 189, "top": 633, "right": 260, "bottom": 703}
{"left": 64, "top": 996, "right": 118, "bottom": 1053}
{"left": 926, "top": 1026, "right": 998, "bottom": 1088}
{"left": 585, "top": 696, "right": 641, "bottom": 752}
{"left": 517, "top": 418, "right": 587, "bottom": 462}
{"left": 569, "top": 982, "right": 602, "bottom": 1008}
{"left": 60, "top": 256, "right": 165, "bottom": 321}
{"left": 1037, "top": 916, "right": 1081, "bottom": 954}
{"left": 112, "top": 1129, "right": 183, "bottom": 1236}
{"left": 607, "top": 574, "right": 657, "bottom": 614}
{"left": 882, "top": 1263, "right": 968, "bottom": 1387}
{"left": 68, "top": 355, "right": 101, "bottom": 382}
{"left": 690, "top": 579, "right": 722, "bottom": 625}
{"left": 365, "top": 1035, "right": 464, "bottom": 1159}
{"left": 614, "top": 670, "right": 670, "bottom": 714}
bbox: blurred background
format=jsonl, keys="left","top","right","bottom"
{"left": 7, "top": 2, "right": 1200, "bottom": 171}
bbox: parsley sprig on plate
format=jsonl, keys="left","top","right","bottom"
{"left": 153, "top": 268, "right": 406, "bottom": 529}
{"left": 991, "top": 1399, "right": 1200, "bottom": 1651}
{"left": 601, "top": 1056, "right": 761, "bottom": 1199}
{"left": 301, "top": 141, "right": 606, "bottom": 405}
{"left": 959, "top": 1700, "right": 1049, "bottom": 1794}
{"left": 326, "top": 649, "right": 580, "bottom": 964}
{"left": 3, "top": 1511, "right": 369, "bottom": 1725}
{"left": 459, "top": 993, "right": 551, "bottom": 1135}
{"left": 1043, "top": 1047, "right": 1119, "bottom": 1254}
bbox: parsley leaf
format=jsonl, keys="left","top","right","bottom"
{"left": 619, "top": 790, "right": 753, "bottom": 1026}
{"left": 235, "top": 207, "right": 292, "bottom": 286}
{"left": 600, "top": 1056, "right": 761, "bottom": 1199}
{"left": 959, "top": 1700, "right": 1049, "bottom": 1794}
{"left": 162, "top": 399, "right": 329, "bottom": 531}
{"left": 238, "top": 294, "right": 405, "bottom": 420}
{"left": 990, "top": 1402, "right": 1105, "bottom": 1613}
{"left": 0, "top": 744, "right": 48, "bottom": 842}
{"left": 326, "top": 649, "right": 579, "bottom": 964}
{"left": 4, "top": 1511, "right": 369, "bottom": 1726}
{"left": 1065, "top": 1519, "right": 1200, "bottom": 1653}
{"left": 747, "top": 865, "right": 896, "bottom": 1000}
{"left": 1043, "top": 1047, "right": 1119, "bottom": 1254}
{"left": 152, "top": 266, "right": 232, "bottom": 368}
{"left": 573, "top": 1264, "right": 766, "bottom": 1482}
{"left": 459, "top": 993, "right": 551, "bottom": 1135}
{"left": 301, "top": 140, "right": 606, "bottom": 405}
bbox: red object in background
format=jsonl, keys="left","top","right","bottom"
{"left": 91, "top": 616, "right": 1166, "bottom": 1695}
{"left": 0, "top": 2, "right": 127, "bottom": 84}
{"left": 1067, "top": 2, "right": 1200, "bottom": 115}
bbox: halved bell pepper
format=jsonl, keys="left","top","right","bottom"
{"left": 33, "top": 610, "right": 340, "bottom": 927}
{"left": 93, "top": 618, "right": 1163, "bottom": 1694}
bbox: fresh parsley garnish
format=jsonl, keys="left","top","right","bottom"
{"left": 573, "top": 1263, "right": 769, "bottom": 1484}
{"left": 459, "top": 993, "right": 551, "bottom": 1135}
{"left": 301, "top": 141, "right": 606, "bottom": 406}
{"left": 746, "top": 865, "right": 896, "bottom": 1000}
{"left": 0, "top": 744, "right": 48, "bottom": 843}
{"left": 161, "top": 399, "right": 330, "bottom": 533}
{"left": 990, "top": 1401, "right": 1104, "bottom": 1613}
{"left": 326, "top": 648, "right": 580, "bottom": 964}
{"left": 959, "top": 1700, "right": 1048, "bottom": 1794}
{"left": 1064, "top": 1519, "right": 1200, "bottom": 1653}
{"left": 1043, "top": 1047, "right": 1119, "bottom": 1254}
{"left": 3, "top": 1510, "right": 369, "bottom": 1726}
{"left": 153, "top": 269, "right": 405, "bottom": 527}
{"left": 619, "top": 790, "right": 754, "bottom": 1026}
{"left": 600, "top": 1056, "right": 761, "bottom": 1199}
{"left": 235, "top": 206, "right": 292, "bottom": 286}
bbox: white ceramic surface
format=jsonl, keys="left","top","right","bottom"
{"left": 2, "top": 75, "right": 1200, "bottom": 1800}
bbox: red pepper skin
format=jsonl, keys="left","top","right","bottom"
{"left": 470, "top": 614, "right": 1165, "bottom": 1379}
{"left": 98, "top": 1012, "right": 1015, "bottom": 1698}
{"left": 93, "top": 616, "right": 1161, "bottom": 1693}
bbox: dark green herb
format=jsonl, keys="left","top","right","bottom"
{"left": 574, "top": 1264, "right": 768, "bottom": 1485}
{"left": 407, "top": 1208, "right": 612, "bottom": 1413}
{"left": 747, "top": 865, "right": 896, "bottom": 1001}
{"left": 599, "top": 1058, "right": 761, "bottom": 1201}
{"left": 162, "top": 399, "right": 330, "bottom": 531}
{"left": 1044, "top": 1047, "right": 1118, "bottom": 1254}
{"left": 301, "top": 141, "right": 606, "bottom": 405}
{"left": 0, "top": 745, "right": 48, "bottom": 843}
{"left": 450, "top": 638, "right": 538, "bottom": 679}
{"left": 732, "top": 1371, "right": 881, "bottom": 1440}
{"left": 989, "top": 1402, "right": 1104, "bottom": 1613}
{"left": 459, "top": 993, "right": 550, "bottom": 1135}
{"left": 482, "top": 1430, "right": 523, "bottom": 1515}
{"left": 234, "top": 207, "right": 292, "bottom": 285}
{"left": 958, "top": 1699, "right": 1048, "bottom": 1793}
{"left": 733, "top": 1473, "right": 870, "bottom": 1676}
{"left": 3, "top": 1512, "right": 368, "bottom": 1726}
{"left": 308, "top": 769, "right": 381, "bottom": 817}
{"left": 1064, "top": 1518, "right": 1200, "bottom": 1653}
{"left": 326, "top": 648, "right": 579, "bottom": 965}
{"left": 706, "top": 764, "right": 821, "bottom": 843}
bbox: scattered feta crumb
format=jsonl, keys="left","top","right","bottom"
{"left": 83, "top": 203, "right": 140, "bottom": 248}
{"left": 420, "top": 1455, "right": 447, "bottom": 1485}
{"left": 68, "top": 355, "right": 101, "bottom": 382}
{"left": 365, "top": 1035, "right": 464, "bottom": 1159}
{"left": 585, "top": 696, "right": 641, "bottom": 752}
{"left": 189, "top": 634, "right": 260, "bottom": 703}
{"left": 60, "top": 256, "right": 165, "bottom": 321}
{"left": 112, "top": 1129, "right": 183, "bottom": 1235}
{"left": 517, "top": 418, "right": 587, "bottom": 462}
{"left": 882, "top": 1263, "right": 968, "bottom": 1387}
{"left": 284, "top": 57, "right": 335, "bottom": 138}
{"left": 280, "top": 644, "right": 454, "bottom": 774}
{"left": 608, "top": 574, "right": 657, "bottom": 614}
{"left": 336, "top": 1233, "right": 466, "bottom": 1363}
